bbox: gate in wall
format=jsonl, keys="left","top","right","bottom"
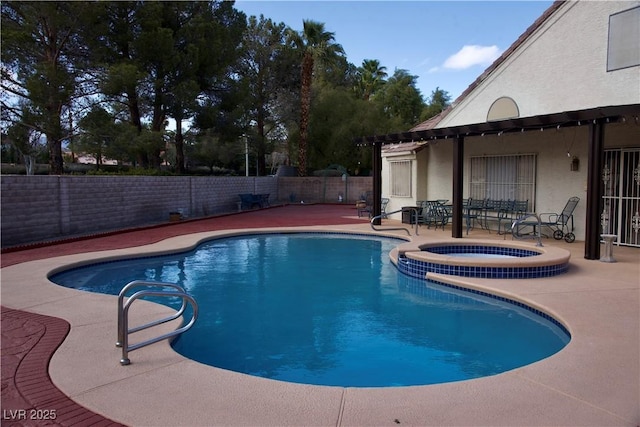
{"left": 602, "top": 149, "right": 640, "bottom": 247}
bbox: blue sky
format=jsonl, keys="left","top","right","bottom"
{"left": 234, "top": 1, "right": 554, "bottom": 101}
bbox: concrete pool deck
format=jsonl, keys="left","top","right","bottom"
{"left": 1, "top": 204, "right": 639, "bottom": 426}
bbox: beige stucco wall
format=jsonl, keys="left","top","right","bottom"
{"left": 437, "top": 0, "right": 640, "bottom": 128}
{"left": 385, "top": 121, "right": 638, "bottom": 240}
{"left": 381, "top": 150, "right": 416, "bottom": 216}
{"left": 461, "top": 130, "right": 590, "bottom": 240}
{"left": 381, "top": 0, "right": 640, "bottom": 237}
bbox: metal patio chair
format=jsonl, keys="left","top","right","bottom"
{"left": 514, "top": 196, "right": 580, "bottom": 243}
{"left": 539, "top": 196, "right": 580, "bottom": 242}
{"left": 418, "top": 200, "right": 449, "bottom": 230}
{"left": 380, "top": 198, "right": 390, "bottom": 219}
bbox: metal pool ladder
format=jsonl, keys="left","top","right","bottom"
{"left": 116, "top": 280, "right": 198, "bottom": 366}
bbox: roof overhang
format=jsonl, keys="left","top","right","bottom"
{"left": 355, "top": 104, "right": 640, "bottom": 146}
{"left": 381, "top": 140, "right": 428, "bottom": 156}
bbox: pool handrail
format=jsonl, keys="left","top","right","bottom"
{"left": 116, "top": 280, "right": 198, "bottom": 366}
{"left": 371, "top": 207, "right": 418, "bottom": 236}
{"left": 116, "top": 280, "right": 188, "bottom": 348}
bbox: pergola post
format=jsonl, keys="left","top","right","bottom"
{"left": 452, "top": 136, "right": 464, "bottom": 238}
{"left": 585, "top": 119, "right": 605, "bottom": 259}
{"left": 372, "top": 141, "right": 382, "bottom": 225}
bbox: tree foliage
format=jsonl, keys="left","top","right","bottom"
{"left": 1, "top": 1, "right": 94, "bottom": 174}
{"left": 76, "top": 106, "right": 116, "bottom": 169}
{"left": 354, "top": 59, "right": 387, "bottom": 101}
{"left": 287, "top": 20, "right": 345, "bottom": 176}
{"left": 1, "top": 1, "right": 449, "bottom": 176}
{"left": 236, "top": 15, "right": 296, "bottom": 175}
{"left": 421, "top": 87, "right": 452, "bottom": 121}
{"left": 375, "top": 69, "right": 425, "bottom": 129}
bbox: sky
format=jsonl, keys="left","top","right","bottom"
{"left": 234, "top": 0, "right": 554, "bottom": 102}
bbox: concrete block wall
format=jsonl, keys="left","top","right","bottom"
{"left": 188, "top": 176, "right": 278, "bottom": 216}
{"left": 1, "top": 175, "right": 368, "bottom": 247}
{"left": 62, "top": 176, "right": 192, "bottom": 236}
{"left": 0, "top": 175, "right": 281, "bottom": 247}
{"left": 277, "top": 176, "right": 372, "bottom": 203}
{"left": 1, "top": 176, "right": 63, "bottom": 245}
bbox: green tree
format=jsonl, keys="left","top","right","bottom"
{"left": 191, "top": 129, "right": 243, "bottom": 173}
{"left": 237, "top": 15, "right": 294, "bottom": 176}
{"left": 1, "top": 1, "right": 92, "bottom": 174}
{"left": 421, "top": 87, "right": 451, "bottom": 121}
{"left": 83, "top": 2, "right": 149, "bottom": 165}
{"left": 375, "top": 69, "right": 425, "bottom": 129}
{"left": 307, "top": 86, "right": 361, "bottom": 172}
{"left": 287, "top": 20, "right": 345, "bottom": 176}
{"left": 76, "top": 106, "right": 117, "bottom": 169}
{"left": 5, "top": 119, "right": 47, "bottom": 175}
{"left": 355, "top": 59, "right": 387, "bottom": 101}
{"left": 88, "top": 1, "right": 245, "bottom": 171}
{"left": 163, "top": 1, "right": 245, "bottom": 173}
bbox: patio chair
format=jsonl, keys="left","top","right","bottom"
{"left": 358, "top": 194, "right": 390, "bottom": 219}
{"left": 539, "top": 196, "right": 580, "bottom": 242}
{"left": 418, "top": 200, "right": 448, "bottom": 230}
{"left": 357, "top": 192, "right": 373, "bottom": 217}
{"left": 381, "top": 198, "right": 390, "bottom": 219}
{"left": 239, "top": 193, "right": 258, "bottom": 210}
{"left": 514, "top": 196, "right": 580, "bottom": 243}
{"left": 463, "top": 198, "right": 485, "bottom": 233}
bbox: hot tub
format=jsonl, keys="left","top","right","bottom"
{"left": 392, "top": 240, "right": 570, "bottom": 279}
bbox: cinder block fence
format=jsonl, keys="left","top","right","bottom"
{"left": 1, "top": 175, "right": 371, "bottom": 247}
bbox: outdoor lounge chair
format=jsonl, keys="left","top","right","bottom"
{"left": 513, "top": 196, "right": 580, "bottom": 243}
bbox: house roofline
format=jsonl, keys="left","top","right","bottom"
{"left": 357, "top": 104, "right": 640, "bottom": 146}
{"left": 409, "top": 1, "right": 566, "bottom": 133}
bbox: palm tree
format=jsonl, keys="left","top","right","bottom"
{"left": 289, "top": 20, "right": 344, "bottom": 176}
{"left": 356, "top": 59, "right": 388, "bottom": 101}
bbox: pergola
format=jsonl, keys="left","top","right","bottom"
{"left": 356, "top": 103, "right": 640, "bottom": 260}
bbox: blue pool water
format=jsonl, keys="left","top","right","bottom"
{"left": 49, "top": 233, "right": 570, "bottom": 387}
{"left": 444, "top": 253, "right": 517, "bottom": 258}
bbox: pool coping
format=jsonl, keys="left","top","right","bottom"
{"left": 393, "top": 238, "right": 570, "bottom": 267}
{"left": 1, "top": 224, "right": 639, "bottom": 426}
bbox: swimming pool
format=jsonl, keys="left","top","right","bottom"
{"left": 49, "top": 232, "right": 570, "bottom": 387}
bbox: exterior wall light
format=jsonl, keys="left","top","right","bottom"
{"left": 571, "top": 156, "right": 580, "bottom": 172}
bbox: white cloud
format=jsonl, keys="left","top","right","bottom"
{"left": 428, "top": 66, "right": 440, "bottom": 74}
{"left": 443, "top": 45, "right": 502, "bottom": 70}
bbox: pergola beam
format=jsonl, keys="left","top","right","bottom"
{"left": 356, "top": 104, "right": 639, "bottom": 146}
{"left": 355, "top": 104, "right": 640, "bottom": 250}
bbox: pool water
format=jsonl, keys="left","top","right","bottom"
{"left": 445, "top": 253, "right": 517, "bottom": 258}
{"left": 50, "top": 233, "right": 569, "bottom": 387}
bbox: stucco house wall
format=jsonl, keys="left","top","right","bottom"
{"left": 437, "top": 1, "right": 640, "bottom": 128}
{"left": 381, "top": 150, "right": 414, "bottom": 215}
{"left": 381, "top": 0, "right": 639, "bottom": 244}
{"left": 383, "top": 119, "right": 637, "bottom": 241}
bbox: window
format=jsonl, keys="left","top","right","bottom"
{"left": 607, "top": 6, "right": 640, "bottom": 71}
{"left": 487, "top": 97, "right": 519, "bottom": 121}
{"left": 470, "top": 154, "right": 536, "bottom": 210}
{"left": 389, "top": 160, "right": 412, "bottom": 197}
